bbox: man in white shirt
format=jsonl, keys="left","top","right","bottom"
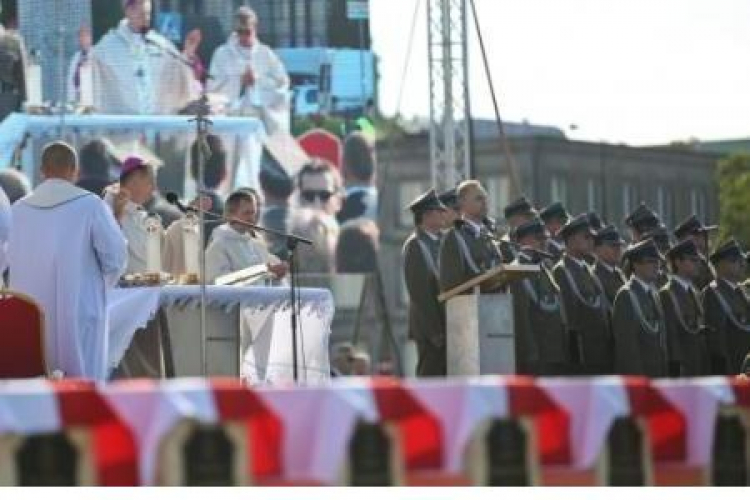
{"left": 91, "top": 0, "right": 198, "bottom": 114}
{"left": 206, "top": 189, "right": 288, "bottom": 284}
{"left": 7, "top": 142, "right": 127, "bottom": 380}
{"left": 208, "top": 6, "right": 290, "bottom": 133}
{"left": 104, "top": 156, "right": 159, "bottom": 274}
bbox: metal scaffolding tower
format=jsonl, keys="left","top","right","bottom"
{"left": 427, "top": 0, "right": 471, "bottom": 192}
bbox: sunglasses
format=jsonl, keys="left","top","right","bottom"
{"left": 236, "top": 29, "right": 253, "bottom": 36}
{"left": 301, "top": 190, "right": 334, "bottom": 203}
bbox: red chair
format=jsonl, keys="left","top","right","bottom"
{"left": 0, "top": 290, "right": 48, "bottom": 378}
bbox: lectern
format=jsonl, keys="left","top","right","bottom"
{"left": 438, "top": 264, "right": 539, "bottom": 376}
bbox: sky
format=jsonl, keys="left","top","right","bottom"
{"left": 369, "top": 0, "right": 750, "bottom": 145}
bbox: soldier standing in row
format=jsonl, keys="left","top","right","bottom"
{"left": 499, "top": 196, "right": 537, "bottom": 263}
{"left": 402, "top": 189, "right": 448, "bottom": 376}
{"left": 702, "top": 239, "right": 750, "bottom": 375}
{"left": 439, "top": 180, "right": 503, "bottom": 293}
{"left": 438, "top": 188, "right": 459, "bottom": 229}
{"left": 553, "top": 214, "right": 611, "bottom": 374}
{"left": 612, "top": 239, "right": 669, "bottom": 377}
{"left": 625, "top": 203, "right": 661, "bottom": 243}
{"left": 511, "top": 218, "right": 570, "bottom": 375}
{"left": 660, "top": 239, "right": 710, "bottom": 377}
{"left": 539, "top": 202, "right": 569, "bottom": 262}
{"left": 591, "top": 225, "right": 627, "bottom": 311}
{"left": 673, "top": 214, "right": 717, "bottom": 291}
{"left": 643, "top": 224, "right": 672, "bottom": 288}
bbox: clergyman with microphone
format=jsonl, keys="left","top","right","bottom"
{"left": 91, "top": 0, "right": 198, "bottom": 114}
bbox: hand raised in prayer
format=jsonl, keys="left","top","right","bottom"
{"left": 241, "top": 68, "right": 256, "bottom": 88}
{"left": 267, "top": 261, "right": 289, "bottom": 279}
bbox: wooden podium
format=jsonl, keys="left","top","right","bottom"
{"left": 439, "top": 264, "right": 539, "bottom": 376}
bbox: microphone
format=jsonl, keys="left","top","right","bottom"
{"left": 165, "top": 192, "right": 193, "bottom": 214}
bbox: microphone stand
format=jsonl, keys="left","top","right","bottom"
{"left": 167, "top": 197, "right": 313, "bottom": 382}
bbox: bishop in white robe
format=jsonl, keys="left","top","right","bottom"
{"left": 7, "top": 142, "right": 127, "bottom": 381}
{"left": 91, "top": 2, "right": 198, "bottom": 114}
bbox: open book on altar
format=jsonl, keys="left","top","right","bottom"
{"left": 438, "top": 263, "right": 540, "bottom": 303}
{"left": 214, "top": 264, "right": 271, "bottom": 286}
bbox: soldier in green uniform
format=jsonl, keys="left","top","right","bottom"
{"left": 510, "top": 218, "right": 570, "bottom": 375}
{"left": 660, "top": 239, "right": 710, "bottom": 377}
{"left": 553, "top": 213, "right": 611, "bottom": 374}
{"left": 702, "top": 239, "right": 750, "bottom": 375}
{"left": 673, "top": 214, "right": 717, "bottom": 291}
{"left": 438, "top": 187, "right": 459, "bottom": 229}
{"left": 612, "top": 239, "right": 669, "bottom": 377}
{"left": 402, "top": 189, "right": 448, "bottom": 377}
{"left": 439, "top": 180, "right": 503, "bottom": 293}
{"left": 625, "top": 203, "right": 661, "bottom": 243}
{"left": 592, "top": 225, "right": 627, "bottom": 312}
{"left": 539, "top": 202, "right": 569, "bottom": 262}
{"left": 642, "top": 224, "right": 672, "bottom": 289}
{"left": 498, "top": 196, "right": 537, "bottom": 263}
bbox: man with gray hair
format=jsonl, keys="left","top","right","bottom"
{"left": 208, "top": 6, "right": 290, "bottom": 133}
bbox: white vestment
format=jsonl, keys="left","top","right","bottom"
{"left": 103, "top": 189, "right": 155, "bottom": 274}
{"left": 0, "top": 186, "right": 10, "bottom": 279}
{"left": 8, "top": 179, "right": 127, "bottom": 380}
{"left": 205, "top": 223, "right": 279, "bottom": 284}
{"left": 208, "top": 34, "right": 290, "bottom": 133}
{"left": 91, "top": 20, "right": 199, "bottom": 114}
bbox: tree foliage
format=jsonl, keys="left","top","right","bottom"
{"left": 717, "top": 153, "right": 750, "bottom": 247}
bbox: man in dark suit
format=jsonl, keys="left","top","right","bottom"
{"left": 510, "top": 218, "right": 570, "bottom": 375}
{"left": 702, "top": 239, "right": 750, "bottom": 375}
{"left": 660, "top": 239, "right": 710, "bottom": 377}
{"left": 403, "top": 189, "right": 448, "bottom": 376}
{"left": 498, "top": 196, "right": 537, "bottom": 263}
{"left": 553, "top": 213, "right": 611, "bottom": 374}
{"left": 612, "top": 239, "right": 669, "bottom": 377}
{"left": 439, "top": 180, "right": 503, "bottom": 293}
{"left": 539, "top": 201, "right": 569, "bottom": 262}
{"left": 673, "top": 214, "right": 717, "bottom": 291}
{"left": 592, "top": 224, "right": 627, "bottom": 311}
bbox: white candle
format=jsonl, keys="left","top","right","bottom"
{"left": 145, "top": 214, "right": 162, "bottom": 273}
{"left": 183, "top": 215, "right": 200, "bottom": 276}
{"left": 26, "top": 63, "right": 42, "bottom": 107}
{"left": 79, "top": 62, "right": 93, "bottom": 107}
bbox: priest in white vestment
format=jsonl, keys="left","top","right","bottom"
{"left": 7, "top": 142, "right": 127, "bottom": 380}
{"left": 103, "top": 156, "right": 161, "bottom": 274}
{"left": 0, "top": 185, "right": 10, "bottom": 280}
{"left": 91, "top": 0, "right": 198, "bottom": 114}
{"left": 206, "top": 189, "right": 288, "bottom": 284}
{"left": 208, "top": 6, "right": 290, "bottom": 133}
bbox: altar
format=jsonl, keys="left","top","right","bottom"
{"left": 107, "top": 285, "right": 334, "bottom": 384}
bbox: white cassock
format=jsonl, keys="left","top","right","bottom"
{"left": 208, "top": 35, "right": 290, "bottom": 190}
{"left": 103, "top": 189, "right": 152, "bottom": 274}
{"left": 208, "top": 34, "right": 290, "bottom": 133}
{"left": 0, "top": 186, "right": 10, "bottom": 280}
{"left": 91, "top": 20, "right": 199, "bottom": 114}
{"left": 205, "top": 223, "right": 280, "bottom": 284}
{"left": 8, "top": 179, "right": 127, "bottom": 380}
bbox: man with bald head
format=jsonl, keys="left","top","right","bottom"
{"left": 8, "top": 141, "right": 127, "bottom": 381}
